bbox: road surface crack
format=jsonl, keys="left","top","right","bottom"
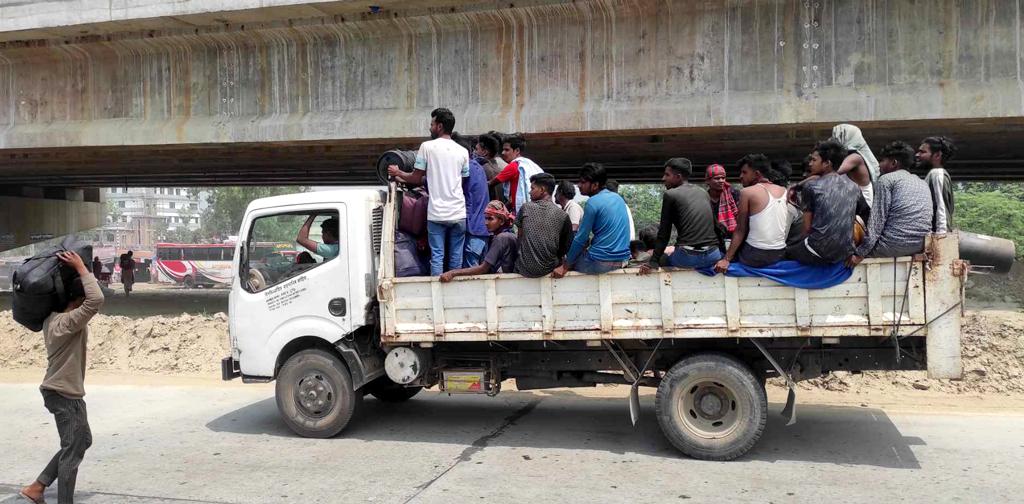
{"left": 402, "top": 398, "right": 541, "bottom": 503}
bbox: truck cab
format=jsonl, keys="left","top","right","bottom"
{"left": 225, "top": 189, "right": 387, "bottom": 390}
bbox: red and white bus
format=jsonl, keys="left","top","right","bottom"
{"left": 153, "top": 242, "right": 297, "bottom": 288}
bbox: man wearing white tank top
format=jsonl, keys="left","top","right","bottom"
{"left": 714, "top": 154, "right": 791, "bottom": 272}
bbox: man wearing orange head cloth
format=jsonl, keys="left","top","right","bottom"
{"left": 439, "top": 201, "right": 518, "bottom": 282}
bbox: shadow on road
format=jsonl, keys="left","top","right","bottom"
{"left": 205, "top": 391, "right": 922, "bottom": 468}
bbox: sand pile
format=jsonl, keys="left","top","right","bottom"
{"left": 780, "top": 310, "right": 1024, "bottom": 395}
{"left": 0, "top": 312, "right": 230, "bottom": 375}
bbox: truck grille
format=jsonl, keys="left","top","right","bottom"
{"left": 371, "top": 206, "right": 383, "bottom": 254}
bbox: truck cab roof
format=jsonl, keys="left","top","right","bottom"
{"left": 245, "top": 187, "right": 386, "bottom": 214}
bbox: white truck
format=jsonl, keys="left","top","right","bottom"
{"left": 222, "top": 184, "right": 967, "bottom": 460}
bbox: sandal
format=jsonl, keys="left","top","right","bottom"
{"left": 19, "top": 490, "right": 47, "bottom": 504}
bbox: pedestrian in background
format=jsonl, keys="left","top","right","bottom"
{"left": 119, "top": 251, "right": 135, "bottom": 297}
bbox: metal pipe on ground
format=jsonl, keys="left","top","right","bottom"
{"left": 959, "top": 231, "right": 1016, "bottom": 274}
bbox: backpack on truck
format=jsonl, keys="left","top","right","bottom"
{"left": 397, "top": 188, "right": 429, "bottom": 237}
{"left": 394, "top": 230, "right": 428, "bottom": 277}
{"left": 11, "top": 236, "right": 93, "bottom": 332}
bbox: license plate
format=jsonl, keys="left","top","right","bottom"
{"left": 442, "top": 370, "right": 486, "bottom": 393}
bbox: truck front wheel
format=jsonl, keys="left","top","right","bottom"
{"left": 655, "top": 352, "right": 767, "bottom": 461}
{"left": 275, "top": 349, "right": 361, "bottom": 438}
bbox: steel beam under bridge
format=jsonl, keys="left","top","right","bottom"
{"left": 3, "top": 119, "right": 1024, "bottom": 187}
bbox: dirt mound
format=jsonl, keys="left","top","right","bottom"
{"left": 2, "top": 308, "right": 1021, "bottom": 391}
{"left": 0, "top": 312, "right": 230, "bottom": 375}
{"left": 782, "top": 310, "right": 1024, "bottom": 395}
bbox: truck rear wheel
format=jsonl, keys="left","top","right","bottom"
{"left": 655, "top": 353, "right": 767, "bottom": 461}
{"left": 275, "top": 349, "right": 361, "bottom": 438}
{"left": 365, "top": 377, "right": 423, "bottom": 402}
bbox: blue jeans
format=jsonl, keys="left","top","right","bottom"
{"left": 573, "top": 255, "right": 625, "bottom": 274}
{"left": 427, "top": 219, "right": 467, "bottom": 276}
{"left": 668, "top": 247, "right": 723, "bottom": 269}
{"left": 463, "top": 235, "right": 490, "bottom": 268}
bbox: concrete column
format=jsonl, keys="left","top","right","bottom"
{"left": 0, "top": 196, "right": 104, "bottom": 252}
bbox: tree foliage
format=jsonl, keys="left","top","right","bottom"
{"left": 617, "top": 184, "right": 664, "bottom": 232}
{"left": 197, "top": 186, "right": 307, "bottom": 239}
{"left": 105, "top": 199, "right": 122, "bottom": 224}
{"left": 955, "top": 183, "right": 1024, "bottom": 258}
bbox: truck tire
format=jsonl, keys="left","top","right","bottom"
{"left": 655, "top": 352, "right": 767, "bottom": 461}
{"left": 366, "top": 377, "right": 423, "bottom": 402}
{"left": 275, "top": 349, "right": 361, "bottom": 438}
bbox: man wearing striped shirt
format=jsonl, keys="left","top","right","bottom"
{"left": 846, "top": 141, "right": 933, "bottom": 266}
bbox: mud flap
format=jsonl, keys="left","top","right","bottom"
{"left": 606, "top": 339, "right": 664, "bottom": 427}
{"left": 750, "top": 339, "right": 797, "bottom": 426}
{"left": 629, "top": 381, "right": 641, "bottom": 426}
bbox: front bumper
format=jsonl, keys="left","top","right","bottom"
{"left": 221, "top": 356, "right": 241, "bottom": 381}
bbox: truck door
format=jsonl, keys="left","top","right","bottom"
{"left": 230, "top": 205, "right": 351, "bottom": 377}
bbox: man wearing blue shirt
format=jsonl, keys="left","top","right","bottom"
{"left": 552, "top": 163, "right": 631, "bottom": 277}
{"left": 453, "top": 133, "right": 492, "bottom": 268}
{"left": 297, "top": 215, "right": 340, "bottom": 260}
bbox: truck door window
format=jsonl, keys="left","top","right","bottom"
{"left": 243, "top": 210, "right": 340, "bottom": 293}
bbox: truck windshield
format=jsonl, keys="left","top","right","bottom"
{"left": 242, "top": 210, "right": 339, "bottom": 293}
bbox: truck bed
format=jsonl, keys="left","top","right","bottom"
{"left": 375, "top": 185, "right": 965, "bottom": 379}
{"left": 381, "top": 258, "right": 924, "bottom": 341}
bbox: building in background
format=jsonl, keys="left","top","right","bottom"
{"left": 103, "top": 188, "right": 208, "bottom": 249}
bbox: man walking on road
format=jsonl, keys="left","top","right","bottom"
{"left": 118, "top": 251, "right": 135, "bottom": 297}
{"left": 21, "top": 250, "right": 105, "bottom": 504}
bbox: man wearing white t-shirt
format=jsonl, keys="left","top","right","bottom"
{"left": 555, "top": 180, "right": 584, "bottom": 233}
{"left": 389, "top": 108, "right": 470, "bottom": 275}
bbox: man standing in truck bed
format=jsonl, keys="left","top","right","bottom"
{"left": 389, "top": 108, "right": 471, "bottom": 276}
{"left": 20, "top": 250, "right": 105, "bottom": 504}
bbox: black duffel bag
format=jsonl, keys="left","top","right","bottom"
{"left": 11, "top": 236, "right": 93, "bottom": 332}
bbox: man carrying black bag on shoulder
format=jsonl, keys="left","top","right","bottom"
{"left": 20, "top": 250, "right": 105, "bottom": 504}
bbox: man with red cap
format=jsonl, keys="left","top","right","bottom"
{"left": 705, "top": 164, "right": 741, "bottom": 239}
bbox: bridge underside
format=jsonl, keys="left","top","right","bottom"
{"left": 2, "top": 0, "right": 1024, "bottom": 187}
{"left": 3, "top": 117, "right": 1024, "bottom": 187}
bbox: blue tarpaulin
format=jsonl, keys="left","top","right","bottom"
{"left": 697, "top": 260, "right": 853, "bottom": 289}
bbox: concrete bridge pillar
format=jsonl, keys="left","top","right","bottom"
{"left": 0, "top": 187, "right": 104, "bottom": 252}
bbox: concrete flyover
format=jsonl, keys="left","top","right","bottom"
{"left": 0, "top": 0, "right": 1023, "bottom": 188}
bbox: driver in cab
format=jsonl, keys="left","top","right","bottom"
{"left": 297, "top": 214, "right": 339, "bottom": 260}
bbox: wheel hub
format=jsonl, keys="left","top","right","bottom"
{"left": 697, "top": 390, "right": 725, "bottom": 419}
{"left": 295, "top": 372, "right": 335, "bottom": 418}
{"left": 677, "top": 379, "right": 741, "bottom": 439}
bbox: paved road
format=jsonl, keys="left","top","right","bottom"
{"left": 0, "top": 381, "right": 1021, "bottom": 504}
